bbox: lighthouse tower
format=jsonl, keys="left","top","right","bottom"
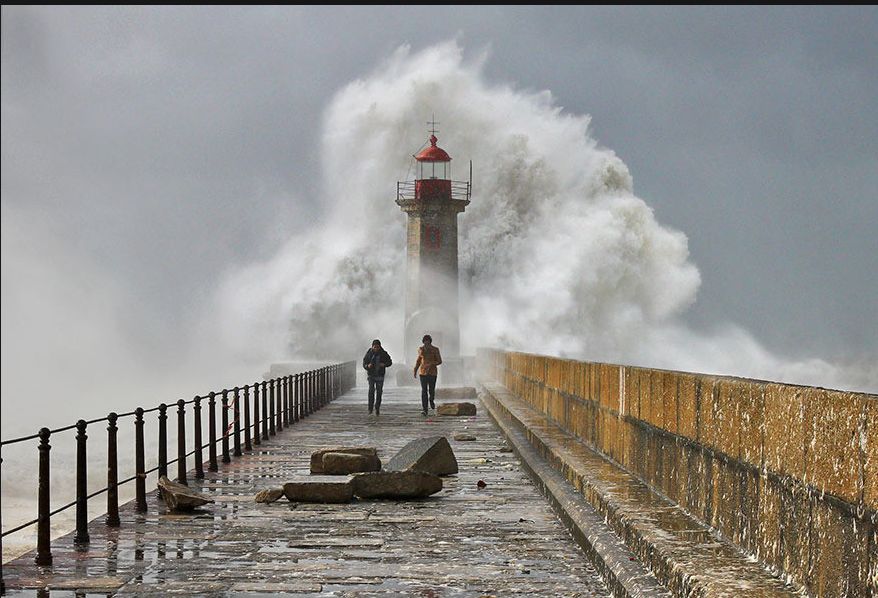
{"left": 396, "top": 124, "right": 470, "bottom": 385}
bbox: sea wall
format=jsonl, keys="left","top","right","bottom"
{"left": 477, "top": 348, "right": 877, "bottom": 597}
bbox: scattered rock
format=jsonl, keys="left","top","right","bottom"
{"left": 436, "top": 387, "right": 477, "bottom": 400}
{"left": 322, "top": 452, "right": 381, "bottom": 475}
{"left": 477, "top": 480, "right": 487, "bottom": 489}
{"left": 254, "top": 488, "right": 284, "bottom": 504}
{"left": 310, "top": 447, "right": 378, "bottom": 474}
{"left": 158, "top": 476, "right": 214, "bottom": 511}
{"left": 453, "top": 433, "right": 477, "bottom": 441}
{"left": 283, "top": 477, "right": 354, "bottom": 503}
{"left": 499, "top": 446, "right": 513, "bottom": 453}
{"left": 385, "top": 436, "right": 458, "bottom": 476}
{"left": 351, "top": 471, "right": 443, "bottom": 499}
{"left": 437, "top": 402, "right": 477, "bottom": 416}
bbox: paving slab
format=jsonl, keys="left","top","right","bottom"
{"left": 2, "top": 385, "right": 611, "bottom": 596}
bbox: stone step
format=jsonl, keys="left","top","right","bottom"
{"left": 479, "top": 382, "right": 802, "bottom": 598}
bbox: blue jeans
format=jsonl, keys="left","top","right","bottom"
{"left": 419, "top": 375, "right": 437, "bottom": 412}
{"left": 368, "top": 377, "right": 384, "bottom": 412}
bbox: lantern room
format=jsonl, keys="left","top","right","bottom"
{"left": 414, "top": 134, "right": 452, "bottom": 201}
{"left": 415, "top": 134, "right": 451, "bottom": 180}
{"left": 396, "top": 125, "right": 470, "bottom": 206}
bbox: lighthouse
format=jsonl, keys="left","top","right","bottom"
{"left": 396, "top": 124, "right": 470, "bottom": 385}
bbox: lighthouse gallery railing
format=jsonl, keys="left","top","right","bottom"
{"left": 397, "top": 180, "right": 471, "bottom": 202}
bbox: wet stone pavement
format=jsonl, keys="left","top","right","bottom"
{"left": 4, "top": 385, "right": 611, "bottom": 597}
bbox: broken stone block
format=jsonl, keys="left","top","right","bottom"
{"left": 158, "top": 476, "right": 214, "bottom": 511}
{"left": 254, "top": 488, "right": 285, "bottom": 503}
{"left": 453, "top": 433, "right": 477, "bottom": 441}
{"left": 310, "top": 447, "right": 378, "bottom": 474}
{"left": 385, "top": 436, "right": 458, "bottom": 476}
{"left": 437, "top": 402, "right": 477, "bottom": 416}
{"left": 436, "top": 387, "right": 477, "bottom": 400}
{"left": 283, "top": 477, "right": 354, "bottom": 503}
{"left": 351, "top": 471, "right": 443, "bottom": 499}
{"left": 322, "top": 452, "right": 382, "bottom": 475}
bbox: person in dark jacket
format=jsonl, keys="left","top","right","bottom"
{"left": 363, "top": 339, "right": 392, "bottom": 416}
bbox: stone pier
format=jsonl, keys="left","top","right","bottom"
{"left": 2, "top": 386, "right": 610, "bottom": 596}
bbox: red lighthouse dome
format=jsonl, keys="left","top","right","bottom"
{"left": 415, "top": 134, "right": 452, "bottom": 163}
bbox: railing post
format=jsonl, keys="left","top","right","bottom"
{"left": 176, "top": 400, "right": 187, "bottom": 485}
{"left": 306, "top": 371, "right": 311, "bottom": 410}
{"left": 282, "top": 376, "right": 288, "bottom": 427}
{"left": 135, "top": 408, "right": 147, "bottom": 512}
{"left": 74, "top": 420, "right": 89, "bottom": 545}
{"left": 221, "top": 390, "right": 231, "bottom": 464}
{"left": 208, "top": 392, "right": 218, "bottom": 472}
{"left": 194, "top": 397, "right": 204, "bottom": 479}
{"left": 253, "top": 383, "right": 261, "bottom": 446}
{"left": 276, "top": 378, "right": 283, "bottom": 432}
{"left": 288, "top": 375, "right": 294, "bottom": 422}
{"left": 261, "top": 381, "right": 269, "bottom": 440}
{"left": 233, "top": 387, "right": 242, "bottom": 457}
{"left": 284, "top": 376, "right": 289, "bottom": 422}
{"left": 243, "top": 385, "right": 252, "bottom": 451}
{"left": 269, "top": 380, "right": 276, "bottom": 437}
{"left": 294, "top": 373, "right": 300, "bottom": 422}
{"left": 157, "top": 404, "right": 168, "bottom": 480}
{"left": 35, "top": 427, "right": 52, "bottom": 566}
{"left": 106, "top": 412, "right": 120, "bottom": 527}
{"left": 1, "top": 452, "right": 4, "bottom": 594}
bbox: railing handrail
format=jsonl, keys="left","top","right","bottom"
{"left": 0, "top": 360, "right": 357, "bottom": 579}
{"left": 0, "top": 374, "right": 343, "bottom": 446}
{"left": 0, "top": 403, "right": 287, "bottom": 538}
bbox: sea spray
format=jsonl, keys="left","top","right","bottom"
{"left": 216, "top": 41, "right": 700, "bottom": 359}
{"left": 215, "top": 40, "right": 876, "bottom": 392}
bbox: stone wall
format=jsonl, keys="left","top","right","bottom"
{"left": 477, "top": 348, "right": 877, "bottom": 597}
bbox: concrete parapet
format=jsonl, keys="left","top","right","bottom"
{"left": 476, "top": 347, "right": 877, "bottom": 597}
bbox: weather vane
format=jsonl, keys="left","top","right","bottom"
{"left": 427, "top": 113, "right": 439, "bottom": 136}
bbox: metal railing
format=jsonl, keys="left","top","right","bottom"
{"left": 0, "top": 361, "right": 357, "bottom": 591}
{"left": 397, "top": 180, "right": 471, "bottom": 202}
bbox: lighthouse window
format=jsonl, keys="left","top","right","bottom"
{"left": 419, "top": 161, "right": 448, "bottom": 179}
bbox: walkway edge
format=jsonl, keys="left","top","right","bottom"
{"left": 479, "top": 383, "right": 672, "bottom": 598}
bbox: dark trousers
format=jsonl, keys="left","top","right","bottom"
{"left": 368, "top": 377, "right": 384, "bottom": 411}
{"left": 419, "top": 375, "right": 437, "bottom": 412}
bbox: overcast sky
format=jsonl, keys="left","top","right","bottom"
{"left": 2, "top": 6, "right": 877, "bottom": 420}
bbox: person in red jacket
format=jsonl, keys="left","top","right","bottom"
{"left": 413, "top": 334, "right": 442, "bottom": 416}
